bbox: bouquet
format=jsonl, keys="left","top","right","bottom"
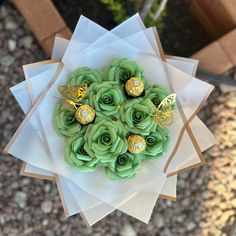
{"left": 5, "top": 14, "right": 217, "bottom": 225}
{"left": 54, "top": 57, "right": 175, "bottom": 179}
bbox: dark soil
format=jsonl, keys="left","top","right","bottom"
{"left": 53, "top": 0, "right": 212, "bottom": 57}
{"left": 160, "top": 0, "right": 212, "bottom": 56}
{"left": 52, "top": 0, "right": 116, "bottom": 31}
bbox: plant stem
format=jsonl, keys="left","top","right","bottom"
{"left": 153, "top": 0, "right": 168, "bottom": 21}
{"left": 140, "top": 0, "right": 154, "bottom": 20}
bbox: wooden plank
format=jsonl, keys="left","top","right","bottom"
{"left": 11, "top": 0, "right": 72, "bottom": 55}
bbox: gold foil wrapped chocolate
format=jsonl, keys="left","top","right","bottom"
{"left": 127, "top": 134, "right": 146, "bottom": 154}
{"left": 125, "top": 77, "right": 144, "bottom": 97}
{"left": 75, "top": 104, "right": 95, "bottom": 125}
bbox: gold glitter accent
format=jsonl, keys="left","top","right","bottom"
{"left": 125, "top": 77, "right": 144, "bottom": 97}
{"left": 127, "top": 134, "right": 146, "bottom": 154}
{"left": 58, "top": 84, "right": 88, "bottom": 108}
{"left": 153, "top": 93, "right": 176, "bottom": 126}
{"left": 75, "top": 104, "right": 95, "bottom": 125}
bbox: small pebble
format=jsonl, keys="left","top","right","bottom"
{"left": 20, "top": 36, "right": 33, "bottom": 49}
{"left": 44, "top": 183, "right": 51, "bottom": 193}
{"left": 0, "top": 55, "right": 15, "bottom": 66}
{"left": 0, "top": 5, "right": 8, "bottom": 17}
{"left": 45, "top": 230, "right": 54, "bottom": 236}
{"left": 42, "top": 219, "right": 49, "bottom": 226}
{"left": 5, "top": 20, "right": 17, "bottom": 30}
{"left": 22, "top": 178, "right": 30, "bottom": 185}
{"left": 23, "top": 228, "right": 33, "bottom": 235}
{"left": 14, "top": 191, "right": 27, "bottom": 208}
{"left": 41, "top": 200, "right": 53, "bottom": 213}
{"left": 120, "top": 223, "right": 137, "bottom": 236}
{"left": 0, "top": 215, "right": 5, "bottom": 225}
{"left": 8, "top": 39, "right": 17, "bottom": 52}
{"left": 154, "top": 214, "right": 164, "bottom": 228}
{"left": 187, "top": 222, "right": 197, "bottom": 231}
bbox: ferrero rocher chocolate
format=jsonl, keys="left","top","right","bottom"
{"left": 125, "top": 77, "right": 144, "bottom": 97}
{"left": 127, "top": 134, "right": 146, "bottom": 154}
{"left": 75, "top": 104, "right": 95, "bottom": 125}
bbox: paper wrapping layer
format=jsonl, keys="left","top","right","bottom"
{"left": 6, "top": 14, "right": 217, "bottom": 225}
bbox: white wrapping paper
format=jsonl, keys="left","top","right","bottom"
{"left": 6, "top": 14, "right": 217, "bottom": 225}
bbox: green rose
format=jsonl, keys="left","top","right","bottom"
{"left": 106, "top": 152, "right": 142, "bottom": 180}
{"left": 84, "top": 119, "right": 128, "bottom": 163}
{"left": 87, "top": 81, "right": 125, "bottom": 118}
{"left": 143, "top": 126, "right": 169, "bottom": 159}
{"left": 120, "top": 98, "right": 157, "bottom": 135}
{"left": 145, "top": 85, "right": 170, "bottom": 107}
{"left": 67, "top": 67, "right": 102, "bottom": 86}
{"left": 54, "top": 104, "right": 82, "bottom": 137}
{"left": 65, "top": 136, "right": 99, "bottom": 172}
{"left": 106, "top": 58, "right": 147, "bottom": 85}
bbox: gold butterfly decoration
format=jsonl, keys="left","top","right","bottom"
{"left": 153, "top": 93, "right": 176, "bottom": 126}
{"left": 58, "top": 84, "right": 88, "bottom": 108}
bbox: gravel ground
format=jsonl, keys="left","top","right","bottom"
{"left": 0, "top": 2, "right": 235, "bottom": 236}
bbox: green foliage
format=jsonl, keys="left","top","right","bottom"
{"left": 99, "top": 0, "right": 129, "bottom": 24}
{"left": 128, "top": 0, "right": 143, "bottom": 12}
{"left": 99, "top": 0, "right": 167, "bottom": 29}
{"left": 145, "top": 1, "right": 167, "bottom": 29}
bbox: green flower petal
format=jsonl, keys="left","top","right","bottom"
{"left": 121, "top": 98, "right": 157, "bottom": 136}
{"left": 106, "top": 58, "right": 147, "bottom": 87}
{"left": 67, "top": 67, "right": 102, "bottom": 86}
{"left": 145, "top": 85, "right": 170, "bottom": 107}
{"left": 87, "top": 81, "right": 125, "bottom": 118}
{"left": 64, "top": 136, "right": 99, "bottom": 172}
{"left": 53, "top": 104, "right": 82, "bottom": 137}
{"left": 105, "top": 152, "right": 142, "bottom": 180}
{"left": 142, "top": 126, "right": 170, "bottom": 159}
{"left": 84, "top": 119, "right": 128, "bottom": 163}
